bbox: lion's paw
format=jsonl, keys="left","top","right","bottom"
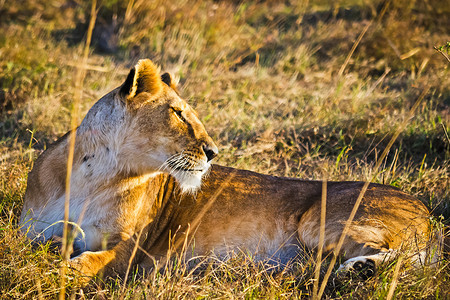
{"left": 337, "top": 256, "right": 376, "bottom": 279}
{"left": 69, "top": 251, "right": 101, "bottom": 279}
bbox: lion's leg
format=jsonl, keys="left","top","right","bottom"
{"left": 298, "top": 201, "right": 431, "bottom": 278}
{"left": 298, "top": 202, "right": 396, "bottom": 277}
{"left": 298, "top": 220, "right": 395, "bottom": 278}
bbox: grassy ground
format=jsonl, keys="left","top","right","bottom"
{"left": 1, "top": 0, "right": 449, "bottom": 298}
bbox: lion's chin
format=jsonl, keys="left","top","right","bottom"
{"left": 172, "top": 168, "right": 207, "bottom": 194}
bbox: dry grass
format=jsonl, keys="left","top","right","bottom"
{"left": 0, "top": 0, "right": 449, "bottom": 298}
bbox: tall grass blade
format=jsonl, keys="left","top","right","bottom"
{"left": 312, "top": 179, "right": 327, "bottom": 300}
{"left": 59, "top": 1, "right": 97, "bottom": 299}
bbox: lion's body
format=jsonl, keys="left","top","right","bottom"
{"left": 20, "top": 59, "right": 432, "bottom": 280}
{"left": 125, "top": 165, "right": 430, "bottom": 264}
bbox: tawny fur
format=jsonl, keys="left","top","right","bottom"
{"left": 20, "top": 59, "right": 432, "bottom": 280}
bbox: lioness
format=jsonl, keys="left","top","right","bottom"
{"left": 21, "top": 59, "right": 432, "bottom": 279}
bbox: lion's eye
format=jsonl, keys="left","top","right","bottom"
{"left": 171, "top": 107, "right": 186, "bottom": 123}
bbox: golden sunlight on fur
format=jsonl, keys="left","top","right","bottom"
{"left": 20, "top": 59, "right": 435, "bottom": 282}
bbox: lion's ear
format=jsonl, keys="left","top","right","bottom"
{"left": 119, "top": 59, "right": 162, "bottom": 99}
{"left": 161, "top": 72, "right": 180, "bottom": 92}
{"left": 161, "top": 72, "right": 172, "bottom": 86}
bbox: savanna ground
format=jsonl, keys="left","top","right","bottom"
{"left": 0, "top": 0, "right": 449, "bottom": 298}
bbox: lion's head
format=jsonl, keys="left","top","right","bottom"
{"left": 78, "top": 59, "right": 218, "bottom": 193}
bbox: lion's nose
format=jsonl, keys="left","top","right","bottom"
{"left": 202, "top": 144, "right": 218, "bottom": 162}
